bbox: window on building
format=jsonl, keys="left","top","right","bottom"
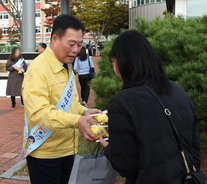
{"left": 46, "top": 27, "right": 52, "bottom": 33}
{"left": 133, "top": 0, "right": 137, "bottom": 6}
{"left": 13, "top": 0, "right": 22, "bottom": 3}
{"left": 0, "top": 12, "right": 8, "bottom": 19}
{"left": 2, "top": 27, "right": 8, "bottom": 35}
{"left": 2, "top": 0, "right": 8, "bottom": 3}
{"left": 133, "top": 0, "right": 165, "bottom": 6}
{"left": 187, "top": 0, "right": 207, "bottom": 18}
{"left": 35, "top": 10, "right": 41, "bottom": 17}
{"left": 136, "top": 0, "right": 140, "bottom": 6}
{"left": 36, "top": 26, "right": 41, "bottom": 33}
{"left": 3, "top": 12, "right": 8, "bottom": 19}
{"left": 121, "top": 0, "right": 129, "bottom": 3}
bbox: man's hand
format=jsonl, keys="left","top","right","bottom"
{"left": 86, "top": 108, "right": 102, "bottom": 116}
{"left": 14, "top": 66, "right": 20, "bottom": 71}
{"left": 77, "top": 115, "right": 98, "bottom": 142}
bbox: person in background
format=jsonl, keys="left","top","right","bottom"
{"left": 88, "top": 41, "right": 92, "bottom": 56}
{"left": 37, "top": 43, "right": 47, "bottom": 54}
{"left": 85, "top": 44, "right": 89, "bottom": 55}
{"left": 6, "top": 47, "right": 27, "bottom": 108}
{"left": 73, "top": 47, "right": 94, "bottom": 107}
{"left": 99, "top": 30, "right": 201, "bottom": 184}
{"left": 22, "top": 15, "right": 100, "bottom": 184}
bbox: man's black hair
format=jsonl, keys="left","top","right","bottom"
{"left": 39, "top": 43, "right": 47, "bottom": 49}
{"left": 51, "top": 14, "right": 85, "bottom": 39}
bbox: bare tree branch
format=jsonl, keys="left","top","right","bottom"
{"left": 0, "top": 0, "right": 22, "bottom": 32}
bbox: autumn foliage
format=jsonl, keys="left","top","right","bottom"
{"left": 41, "top": 0, "right": 81, "bottom": 28}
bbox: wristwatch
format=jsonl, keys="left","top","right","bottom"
{"left": 83, "top": 107, "right": 88, "bottom": 116}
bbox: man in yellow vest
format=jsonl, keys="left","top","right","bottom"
{"left": 22, "top": 15, "right": 100, "bottom": 184}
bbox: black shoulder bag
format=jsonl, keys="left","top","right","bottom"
{"left": 143, "top": 84, "right": 207, "bottom": 184}
{"left": 88, "top": 56, "right": 95, "bottom": 79}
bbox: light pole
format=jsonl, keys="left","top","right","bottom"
{"left": 60, "top": 0, "right": 70, "bottom": 14}
{"left": 21, "top": 0, "right": 70, "bottom": 53}
{"left": 22, "top": 0, "right": 36, "bottom": 52}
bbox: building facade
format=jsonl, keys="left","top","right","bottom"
{"left": 175, "top": 0, "right": 207, "bottom": 19}
{"left": 129, "top": 0, "right": 207, "bottom": 28}
{"left": 129, "top": 0, "right": 166, "bottom": 28}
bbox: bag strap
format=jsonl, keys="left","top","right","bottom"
{"left": 88, "top": 56, "right": 91, "bottom": 69}
{"left": 92, "top": 143, "right": 104, "bottom": 158}
{"left": 143, "top": 84, "right": 193, "bottom": 173}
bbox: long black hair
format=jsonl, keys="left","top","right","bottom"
{"left": 78, "top": 47, "right": 87, "bottom": 61}
{"left": 109, "top": 30, "right": 171, "bottom": 95}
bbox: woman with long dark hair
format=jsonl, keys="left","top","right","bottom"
{"left": 73, "top": 47, "right": 95, "bottom": 107}
{"left": 99, "top": 31, "right": 201, "bottom": 183}
{"left": 6, "top": 47, "right": 27, "bottom": 108}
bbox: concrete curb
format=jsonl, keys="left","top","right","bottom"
{"left": 0, "top": 159, "right": 29, "bottom": 181}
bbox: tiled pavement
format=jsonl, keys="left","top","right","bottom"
{"left": 0, "top": 98, "right": 28, "bottom": 184}
{"left": 0, "top": 57, "right": 100, "bottom": 184}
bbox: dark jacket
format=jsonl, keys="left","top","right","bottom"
{"left": 6, "top": 58, "right": 27, "bottom": 96}
{"left": 105, "top": 81, "right": 201, "bottom": 184}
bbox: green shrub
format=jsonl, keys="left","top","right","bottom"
{"left": 134, "top": 15, "right": 207, "bottom": 147}
{"left": 91, "top": 38, "right": 122, "bottom": 110}
{"left": 92, "top": 15, "right": 207, "bottom": 150}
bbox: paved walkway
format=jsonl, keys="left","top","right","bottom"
{"left": 0, "top": 57, "right": 100, "bottom": 184}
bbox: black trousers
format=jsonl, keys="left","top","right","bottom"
{"left": 27, "top": 155, "right": 74, "bottom": 184}
{"left": 11, "top": 96, "right": 23, "bottom": 106}
{"left": 78, "top": 74, "right": 91, "bottom": 103}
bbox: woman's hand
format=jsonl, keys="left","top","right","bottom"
{"left": 14, "top": 66, "right": 20, "bottom": 71}
{"left": 99, "top": 132, "right": 109, "bottom": 148}
{"left": 86, "top": 108, "right": 102, "bottom": 116}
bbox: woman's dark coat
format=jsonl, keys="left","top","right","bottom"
{"left": 6, "top": 59, "right": 27, "bottom": 96}
{"left": 105, "top": 81, "right": 201, "bottom": 184}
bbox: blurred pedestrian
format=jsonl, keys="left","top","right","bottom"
{"left": 6, "top": 47, "right": 27, "bottom": 108}
{"left": 73, "top": 47, "right": 95, "bottom": 107}
{"left": 37, "top": 43, "right": 47, "bottom": 54}
{"left": 88, "top": 41, "right": 92, "bottom": 56}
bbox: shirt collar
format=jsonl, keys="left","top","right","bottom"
{"left": 49, "top": 46, "right": 64, "bottom": 66}
{"left": 46, "top": 46, "right": 70, "bottom": 74}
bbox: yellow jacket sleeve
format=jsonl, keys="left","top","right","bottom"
{"left": 79, "top": 103, "right": 86, "bottom": 115}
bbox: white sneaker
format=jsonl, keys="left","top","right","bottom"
{"left": 81, "top": 101, "right": 88, "bottom": 107}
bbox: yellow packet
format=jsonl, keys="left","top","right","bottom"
{"left": 93, "top": 114, "right": 108, "bottom": 125}
{"left": 90, "top": 125, "right": 109, "bottom": 140}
